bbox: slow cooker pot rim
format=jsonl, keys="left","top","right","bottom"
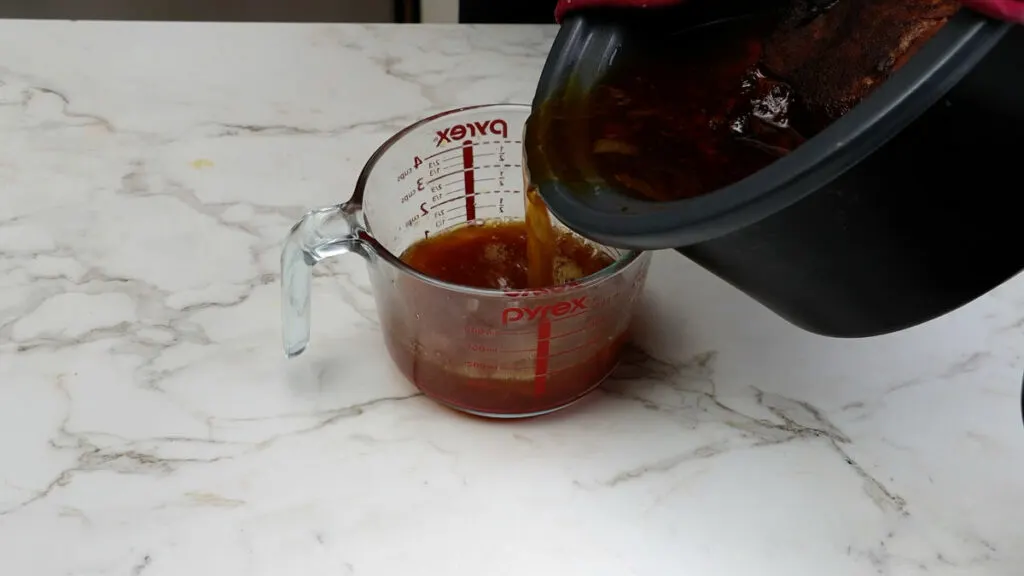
{"left": 533, "top": 11, "right": 1013, "bottom": 250}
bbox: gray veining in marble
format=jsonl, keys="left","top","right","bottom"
{"left": 0, "top": 20, "right": 1022, "bottom": 576}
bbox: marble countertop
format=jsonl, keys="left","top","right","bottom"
{"left": 1, "top": 20, "right": 1022, "bottom": 576}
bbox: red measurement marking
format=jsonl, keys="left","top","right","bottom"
{"left": 534, "top": 319, "right": 551, "bottom": 395}
{"left": 462, "top": 140, "right": 476, "bottom": 222}
{"left": 549, "top": 336, "right": 603, "bottom": 358}
{"left": 549, "top": 325, "right": 592, "bottom": 340}
{"left": 465, "top": 325, "right": 499, "bottom": 336}
{"left": 422, "top": 147, "right": 462, "bottom": 162}
{"left": 426, "top": 169, "right": 467, "bottom": 185}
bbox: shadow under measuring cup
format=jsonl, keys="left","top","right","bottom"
{"left": 282, "top": 104, "right": 652, "bottom": 418}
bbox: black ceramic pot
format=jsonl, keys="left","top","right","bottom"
{"left": 528, "top": 1, "right": 1024, "bottom": 338}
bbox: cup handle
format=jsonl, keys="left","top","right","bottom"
{"left": 281, "top": 202, "right": 368, "bottom": 358}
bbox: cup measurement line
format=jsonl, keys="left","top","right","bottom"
{"left": 437, "top": 185, "right": 464, "bottom": 196}
{"left": 424, "top": 164, "right": 522, "bottom": 186}
{"left": 467, "top": 322, "right": 603, "bottom": 337}
{"left": 420, "top": 139, "right": 524, "bottom": 162}
{"left": 444, "top": 152, "right": 494, "bottom": 167}
{"left": 429, "top": 183, "right": 499, "bottom": 203}
{"left": 546, "top": 337, "right": 605, "bottom": 359}
{"left": 473, "top": 334, "right": 606, "bottom": 355}
{"left": 462, "top": 337, "right": 609, "bottom": 391}
{"left": 460, "top": 357, "right": 612, "bottom": 378}
{"left": 427, "top": 189, "right": 515, "bottom": 211}
{"left": 401, "top": 191, "right": 526, "bottom": 236}
{"left": 425, "top": 169, "right": 470, "bottom": 186}
{"left": 465, "top": 316, "right": 606, "bottom": 337}
{"left": 434, "top": 207, "right": 467, "bottom": 229}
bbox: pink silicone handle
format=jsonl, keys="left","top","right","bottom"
{"left": 554, "top": 0, "right": 1024, "bottom": 24}
{"left": 555, "top": 0, "right": 686, "bottom": 22}
{"left": 961, "top": 0, "right": 1024, "bottom": 22}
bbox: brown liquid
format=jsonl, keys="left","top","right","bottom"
{"left": 524, "top": 1, "right": 956, "bottom": 202}
{"left": 524, "top": 185, "right": 558, "bottom": 289}
{"left": 399, "top": 219, "right": 613, "bottom": 290}
{"left": 391, "top": 218, "right": 627, "bottom": 416}
{"left": 525, "top": 15, "right": 807, "bottom": 203}
{"left": 382, "top": 328, "right": 630, "bottom": 416}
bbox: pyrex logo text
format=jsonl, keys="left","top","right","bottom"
{"left": 501, "top": 297, "right": 587, "bottom": 326}
{"left": 435, "top": 119, "right": 508, "bottom": 147}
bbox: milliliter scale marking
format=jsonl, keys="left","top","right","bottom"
{"left": 398, "top": 137, "right": 523, "bottom": 237}
{"left": 464, "top": 304, "right": 601, "bottom": 395}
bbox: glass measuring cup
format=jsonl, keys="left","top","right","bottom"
{"left": 282, "top": 104, "right": 651, "bottom": 418}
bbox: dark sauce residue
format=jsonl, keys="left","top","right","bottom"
{"left": 526, "top": 0, "right": 957, "bottom": 202}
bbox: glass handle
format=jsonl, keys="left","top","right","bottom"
{"left": 281, "top": 202, "right": 367, "bottom": 358}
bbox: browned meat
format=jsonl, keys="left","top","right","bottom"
{"left": 762, "top": 0, "right": 961, "bottom": 127}
{"left": 527, "top": 0, "right": 965, "bottom": 203}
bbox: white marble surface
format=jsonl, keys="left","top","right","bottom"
{"left": 0, "top": 20, "right": 1022, "bottom": 576}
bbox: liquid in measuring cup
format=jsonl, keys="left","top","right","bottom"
{"left": 301, "top": 104, "right": 654, "bottom": 417}
{"left": 394, "top": 218, "right": 623, "bottom": 415}
{"left": 400, "top": 219, "right": 613, "bottom": 290}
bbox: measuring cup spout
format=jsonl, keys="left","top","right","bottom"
{"left": 281, "top": 202, "right": 369, "bottom": 357}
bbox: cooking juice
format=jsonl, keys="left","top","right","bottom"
{"left": 399, "top": 217, "right": 613, "bottom": 291}
{"left": 390, "top": 215, "right": 630, "bottom": 416}
{"left": 390, "top": 165, "right": 631, "bottom": 416}
{"left": 522, "top": 1, "right": 954, "bottom": 203}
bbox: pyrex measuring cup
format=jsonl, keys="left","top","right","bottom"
{"left": 282, "top": 104, "right": 651, "bottom": 418}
